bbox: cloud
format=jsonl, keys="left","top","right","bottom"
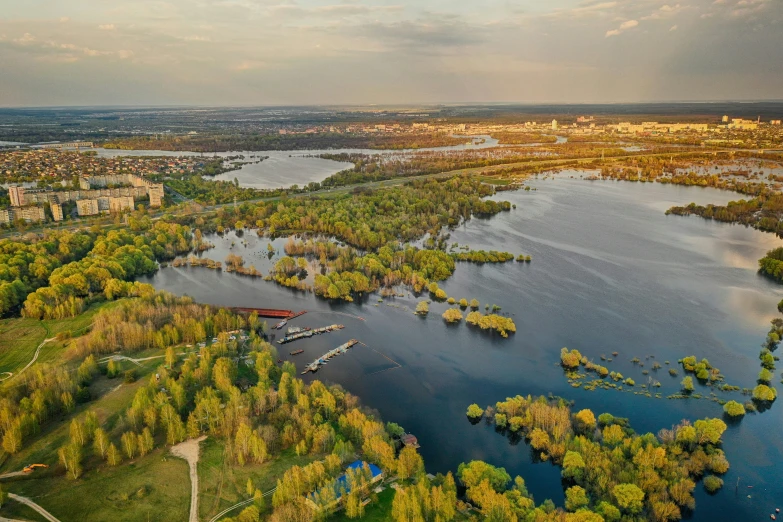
{"left": 99, "top": 24, "right": 116, "bottom": 30}
{"left": 642, "top": 4, "right": 685, "bottom": 20}
{"left": 606, "top": 18, "right": 638, "bottom": 37}
{"left": 670, "top": 24, "right": 678, "bottom": 31}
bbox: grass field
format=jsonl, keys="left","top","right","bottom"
{"left": 0, "top": 354, "right": 189, "bottom": 522}
{"left": 0, "top": 300, "right": 123, "bottom": 376}
{"left": 1, "top": 446, "right": 190, "bottom": 522}
{"left": 198, "top": 439, "right": 320, "bottom": 520}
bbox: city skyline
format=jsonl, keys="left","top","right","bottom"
{"left": 0, "top": 0, "right": 781, "bottom": 107}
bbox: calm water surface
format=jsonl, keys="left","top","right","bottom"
{"left": 90, "top": 136, "right": 502, "bottom": 189}
{"left": 143, "top": 175, "right": 783, "bottom": 520}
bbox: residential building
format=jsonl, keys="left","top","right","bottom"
{"left": 772, "top": 120, "right": 782, "bottom": 126}
{"left": 8, "top": 185, "right": 25, "bottom": 207}
{"left": 0, "top": 206, "right": 46, "bottom": 224}
{"left": 148, "top": 184, "right": 164, "bottom": 207}
{"left": 551, "top": 119, "right": 558, "bottom": 131}
{"left": 51, "top": 202, "right": 64, "bottom": 222}
{"left": 109, "top": 196, "right": 134, "bottom": 213}
{"left": 722, "top": 115, "right": 729, "bottom": 123}
{"left": 76, "top": 199, "right": 100, "bottom": 217}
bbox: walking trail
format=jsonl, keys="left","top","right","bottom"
{"left": 171, "top": 435, "right": 207, "bottom": 522}
{"left": 13, "top": 336, "right": 55, "bottom": 381}
{"left": 7, "top": 493, "right": 61, "bottom": 522}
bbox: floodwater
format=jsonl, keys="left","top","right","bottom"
{"left": 141, "top": 174, "right": 783, "bottom": 520}
{"left": 89, "top": 135, "right": 502, "bottom": 189}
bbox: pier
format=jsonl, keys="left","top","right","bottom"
{"left": 231, "top": 307, "right": 306, "bottom": 319}
{"left": 301, "top": 340, "right": 359, "bottom": 374}
{"left": 277, "top": 324, "right": 344, "bottom": 344}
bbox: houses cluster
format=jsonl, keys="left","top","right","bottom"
{"left": 0, "top": 149, "right": 194, "bottom": 225}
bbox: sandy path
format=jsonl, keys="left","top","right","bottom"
{"left": 7, "top": 493, "right": 60, "bottom": 522}
{"left": 0, "top": 471, "right": 26, "bottom": 479}
{"left": 171, "top": 436, "right": 207, "bottom": 522}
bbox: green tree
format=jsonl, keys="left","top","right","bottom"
{"left": 467, "top": 404, "right": 484, "bottom": 419}
{"left": 612, "top": 483, "right": 644, "bottom": 514}
{"left": 723, "top": 401, "right": 746, "bottom": 417}
{"left": 681, "top": 376, "right": 694, "bottom": 392}
{"left": 565, "top": 486, "right": 590, "bottom": 512}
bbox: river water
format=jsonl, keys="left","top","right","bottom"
{"left": 141, "top": 174, "right": 783, "bottom": 520}
{"left": 89, "top": 135, "right": 506, "bottom": 190}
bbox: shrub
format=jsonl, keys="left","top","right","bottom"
{"left": 466, "top": 404, "right": 484, "bottom": 419}
{"left": 703, "top": 475, "right": 723, "bottom": 493}
{"left": 442, "top": 308, "right": 463, "bottom": 323}
{"left": 752, "top": 384, "right": 777, "bottom": 401}
{"left": 560, "top": 348, "right": 583, "bottom": 369}
{"left": 722, "top": 400, "right": 746, "bottom": 417}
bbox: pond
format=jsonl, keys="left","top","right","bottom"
{"left": 141, "top": 174, "right": 783, "bottom": 520}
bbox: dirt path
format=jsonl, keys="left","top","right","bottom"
{"left": 7, "top": 493, "right": 60, "bottom": 522}
{"left": 0, "top": 471, "right": 26, "bottom": 480}
{"left": 171, "top": 435, "right": 207, "bottom": 522}
{"left": 0, "top": 516, "right": 26, "bottom": 522}
{"left": 13, "top": 336, "right": 55, "bottom": 381}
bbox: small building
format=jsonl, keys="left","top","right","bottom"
{"left": 401, "top": 433, "right": 420, "bottom": 448}
{"left": 307, "top": 460, "right": 384, "bottom": 511}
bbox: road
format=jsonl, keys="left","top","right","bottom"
{"left": 7, "top": 493, "right": 61, "bottom": 522}
{"left": 1, "top": 146, "right": 773, "bottom": 240}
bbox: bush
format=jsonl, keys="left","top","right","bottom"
{"left": 560, "top": 348, "right": 583, "bottom": 369}
{"left": 442, "top": 308, "right": 463, "bottom": 323}
{"left": 722, "top": 400, "right": 746, "bottom": 417}
{"left": 703, "top": 475, "right": 723, "bottom": 493}
{"left": 124, "top": 369, "right": 137, "bottom": 383}
{"left": 752, "top": 384, "right": 777, "bottom": 402}
{"left": 466, "top": 404, "right": 484, "bottom": 419}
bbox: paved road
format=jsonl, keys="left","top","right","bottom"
{"left": 8, "top": 493, "right": 61, "bottom": 522}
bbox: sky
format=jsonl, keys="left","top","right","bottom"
{"left": 0, "top": 0, "right": 781, "bottom": 106}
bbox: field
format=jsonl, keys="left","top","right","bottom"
{"left": 198, "top": 438, "right": 321, "bottom": 520}
{"left": 0, "top": 343, "right": 192, "bottom": 522}
{"left": 0, "top": 300, "right": 122, "bottom": 376}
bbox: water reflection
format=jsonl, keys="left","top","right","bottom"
{"left": 143, "top": 176, "right": 783, "bottom": 520}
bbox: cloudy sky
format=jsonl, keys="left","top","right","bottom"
{"left": 0, "top": 0, "right": 780, "bottom": 106}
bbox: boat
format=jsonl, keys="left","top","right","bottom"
{"left": 300, "top": 339, "right": 359, "bottom": 374}
{"left": 290, "top": 349, "right": 304, "bottom": 356}
{"left": 273, "top": 319, "right": 288, "bottom": 330}
{"left": 287, "top": 326, "right": 310, "bottom": 335}
{"left": 277, "top": 324, "right": 344, "bottom": 344}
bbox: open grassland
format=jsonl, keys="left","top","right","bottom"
{"left": 2, "top": 446, "right": 190, "bottom": 522}
{"left": 0, "top": 355, "right": 184, "bottom": 522}
{"left": 0, "top": 300, "right": 123, "bottom": 376}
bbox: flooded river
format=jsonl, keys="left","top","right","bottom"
{"left": 142, "top": 174, "right": 783, "bottom": 520}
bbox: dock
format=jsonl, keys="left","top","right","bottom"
{"left": 277, "top": 324, "right": 345, "bottom": 344}
{"left": 231, "top": 307, "right": 307, "bottom": 320}
{"left": 301, "top": 339, "right": 359, "bottom": 374}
